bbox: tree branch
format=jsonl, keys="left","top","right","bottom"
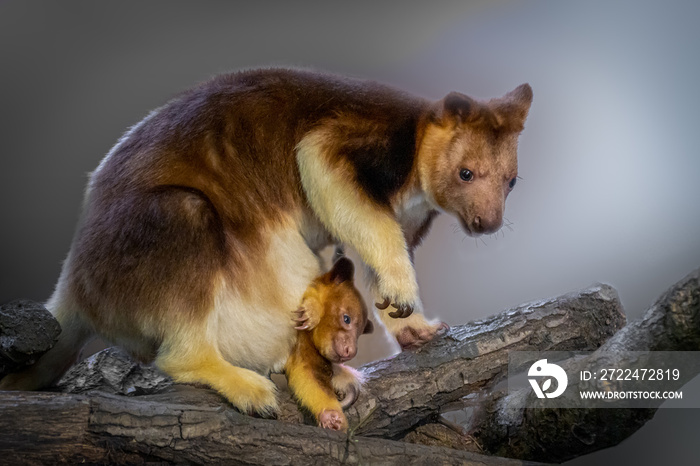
{"left": 412, "top": 268, "right": 700, "bottom": 463}
{"left": 0, "top": 300, "right": 60, "bottom": 378}
{"left": 0, "top": 390, "right": 545, "bottom": 466}
{"left": 347, "top": 284, "right": 626, "bottom": 438}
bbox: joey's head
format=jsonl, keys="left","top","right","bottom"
{"left": 417, "top": 84, "right": 533, "bottom": 236}
{"left": 310, "top": 257, "right": 373, "bottom": 363}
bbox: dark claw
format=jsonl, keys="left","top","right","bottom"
{"left": 388, "top": 303, "right": 414, "bottom": 319}
{"left": 436, "top": 322, "right": 450, "bottom": 336}
{"left": 375, "top": 297, "right": 391, "bottom": 310}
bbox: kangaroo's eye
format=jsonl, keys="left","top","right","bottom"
{"left": 509, "top": 177, "right": 517, "bottom": 189}
{"left": 343, "top": 314, "right": 351, "bottom": 324}
{"left": 459, "top": 168, "right": 474, "bottom": 182}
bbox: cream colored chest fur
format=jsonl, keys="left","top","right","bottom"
{"left": 206, "top": 223, "right": 323, "bottom": 374}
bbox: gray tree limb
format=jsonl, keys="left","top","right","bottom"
{"left": 0, "top": 300, "right": 59, "bottom": 378}
{"left": 0, "top": 390, "right": 544, "bottom": 466}
{"left": 347, "top": 284, "right": 626, "bottom": 438}
{"left": 412, "top": 268, "right": 700, "bottom": 463}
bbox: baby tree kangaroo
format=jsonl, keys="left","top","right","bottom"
{"left": 286, "top": 257, "right": 373, "bottom": 431}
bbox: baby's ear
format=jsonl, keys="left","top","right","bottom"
{"left": 329, "top": 257, "right": 354, "bottom": 284}
{"left": 363, "top": 319, "right": 374, "bottom": 335}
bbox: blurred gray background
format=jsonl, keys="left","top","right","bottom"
{"left": 1, "top": 1, "right": 699, "bottom": 464}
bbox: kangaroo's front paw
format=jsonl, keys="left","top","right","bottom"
{"left": 376, "top": 271, "right": 419, "bottom": 319}
{"left": 319, "top": 409, "right": 348, "bottom": 431}
{"left": 375, "top": 297, "right": 415, "bottom": 319}
{"left": 395, "top": 319, "right": 449, "bottom": 350}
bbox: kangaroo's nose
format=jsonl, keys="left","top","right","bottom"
{"left": 473, "top": 212, "right": 502, "bottom": 234}
{"left": 341, "top": 343, "right": 356, "bottom": 360}
{"left": 474, "top": 216, "right": 483, "bottom": 232}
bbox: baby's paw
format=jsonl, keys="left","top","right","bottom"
{"left": 319, "top": 409, "right": 348, "bottom": 432}
{"left": 292, "top": 298, "right": 321, "bottom": 330}
{"left": 332, "top": 364, "right": 365, "bottom": 409}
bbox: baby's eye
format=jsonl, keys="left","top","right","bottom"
{"left": 459, "top": 168, "right": 474, "bottom": 182}
{"left": 343, "top": 314, "right": 351, "bottom": 324}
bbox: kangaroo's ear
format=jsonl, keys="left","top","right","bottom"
{"left": 329, "top": 257, "right": 354, "bottom": 284}
{"left": 437, "top": 91, "right": 495, "bottom": 128}
{"left": 363, "top": 319, "right": 374, "bottom": 335}
{"left": 441, "top": 91, "right": 478, "bottom": 123}
{"left": 490, "top": 83, "right": 533, "bottom": 132}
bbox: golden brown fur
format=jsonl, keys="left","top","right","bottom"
{"left": 286, "top": 257, "right": 372, "bottom": 431}
{"left": 0, "top": 68, "right": 532, "bottom": 416}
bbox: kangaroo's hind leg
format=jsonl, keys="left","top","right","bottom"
{"left": 156, "top": 327, "right": 278, "bottom": 417}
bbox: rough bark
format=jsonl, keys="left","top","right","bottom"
{"left": 0, "top": 391, "right": 543, "bottom": 466}
{"left": 426, "top": 268, "right": 700, "bottom": 463}
{"left": 56, "top": 346, "right": 174, "bottom": 396}
{"left": 0, "top": 300, "right": 60, "bottom": 378}
{"left": 347, "top": 284, "right": 625, "bottom": 438}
